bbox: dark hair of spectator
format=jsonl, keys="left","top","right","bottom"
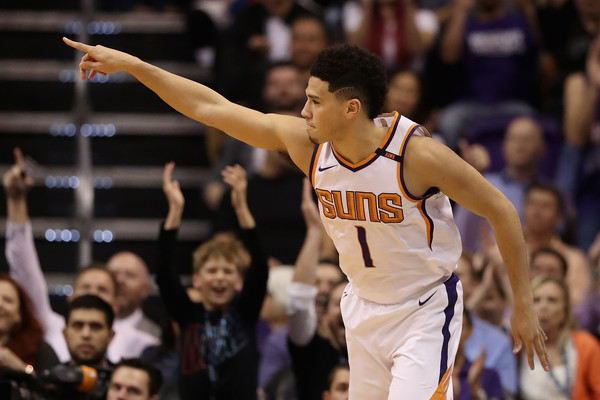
{"left": 65, "top": 294, "right": 115, "bottom": 328}
{"left": 114, "top": 358, "right": 163, "bottom": 396}
{"left": 530, "top": 247, "right": 569, "bottom": 277}
{"left": 311, "top": 44, "right": 388, "bottom": 119}
{"left": 0, "top": 274, "right": 44, "bottom": 368}
{"left": 326, "top": 362, "right": 349, "bottom": 389}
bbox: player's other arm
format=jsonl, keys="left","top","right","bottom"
{"left": 403, "top": 135, "right": 549, "bottom": 372}
{"left": 62, "top": 38, "right": 313, "bottom": 174}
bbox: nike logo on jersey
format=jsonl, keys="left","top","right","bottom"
{"left": 418, "top": 291, "right": 437, "bottom": 306}
{"left": 318, "top": 165, "right": 336, "bottom": 172}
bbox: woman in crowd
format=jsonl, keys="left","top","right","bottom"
{"left": 0, "top": 274, "right": 58, "bottom": 397}
{"left": 519, "top": 276, "right": 600, "bottom": 399}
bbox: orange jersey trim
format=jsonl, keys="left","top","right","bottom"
{"left": 430, "top": 364, "right": 453, "bottom": 400}
{"left": 309, "top": 143, "right": 323, "bottom": 187}
{"left": 395, "top": 127, "right": 435, "bottom": 250}
{"left": 331, "top": 112, "right": 400, "bottom": 170}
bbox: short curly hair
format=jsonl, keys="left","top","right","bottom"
{"left": 311, "top": 44, "right": 388, "bottom": 119}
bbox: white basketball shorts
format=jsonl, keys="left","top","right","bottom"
{"left": 340, "top": 274, "right": 463, "bottom": 400}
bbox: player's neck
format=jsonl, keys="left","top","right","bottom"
{"left": 331, "top": 120, "right": 387, "bottom": 165}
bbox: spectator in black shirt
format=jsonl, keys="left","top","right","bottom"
{"left": 158, "top": 162, "right": 268, "bottom": 400}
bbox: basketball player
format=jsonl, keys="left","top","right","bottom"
{"left": 62, "top": 38, "right": 549, "bottom": 399}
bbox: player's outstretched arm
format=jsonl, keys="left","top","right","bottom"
{"left": 62, "top": 38, "right": 313, "bottom": 173}
{"left": 404, "top": 135, "right": 550, "bottom": 372}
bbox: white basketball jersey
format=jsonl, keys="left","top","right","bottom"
{"left": 309, "top": 112, "right": 462, "bottom": 304}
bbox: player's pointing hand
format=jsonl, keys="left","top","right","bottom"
{"left": 63, "top": 37, "right": 137, "bottom": 80}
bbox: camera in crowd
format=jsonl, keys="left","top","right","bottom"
{"left": 1, "top": 363, "right": 113, "bottom": 400}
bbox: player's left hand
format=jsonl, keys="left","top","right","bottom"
{"left": 510, "top": 303, "right": 549, "bottom": 371}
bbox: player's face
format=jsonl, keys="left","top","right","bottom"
{"left": 194, "top": 256, "right": 242, "bottom": 311}
{"left": 533, "top": 281, "right": 567, "bottom": 338}
{"left": 302, "top": 77, "right": 348, "bottom": 145}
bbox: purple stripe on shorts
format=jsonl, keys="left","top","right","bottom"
{"left": 439, "top": 273, "right": 459, "bottom": 383}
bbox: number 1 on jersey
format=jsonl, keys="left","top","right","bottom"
{"left": 355, "top": 226, "right": 375, "bottom": 268}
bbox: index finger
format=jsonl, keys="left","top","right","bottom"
{"left": 163, "top": 162, "right": 175, "bottom": 185}
{"left": 13, "top": 148, "right": 24, "bottom": 167}
{"left": 63, "top": 37, "right": 94, "bottom": 53}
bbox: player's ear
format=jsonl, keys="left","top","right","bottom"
{"left": 345, "top": 98, "right": 361, "bottom": 120}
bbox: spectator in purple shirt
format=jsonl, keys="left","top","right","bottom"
{"left": 438, "top": 0, "right": 539, "bottom": 149}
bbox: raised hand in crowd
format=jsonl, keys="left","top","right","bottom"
{"left": 221, "top": 164, "right": 255, "bottom": 229}
{"left": 162, "top": 161, "right": 185, "bottom": 230}
{"left": 2, "top": 148, "right": 34, "bottom": 224}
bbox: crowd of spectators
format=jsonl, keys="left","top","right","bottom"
{"left": 2, "top": 0, "right": 600, "bottom": 398}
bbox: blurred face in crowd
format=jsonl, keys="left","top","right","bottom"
{"left": 193, "top": 256, "right": 242, "bottom": 311}
{"left": 322, "top": 366, "right": 350, "bottom": 400}
{"left": 0, "top": 281, "right": 21, "bottom": 337}
{"left": 316, "top": 263, "right": 343, "bottom": 318}
{"left": 107, "top": 252, "right": 151, "bottom": 318}
{"left": 106, "top": 366, "right": 156, "bottom": 400}
{"left": 503, "top": 117, "right": 545, "bottom": 170}
{"left": 454, "top": 256, "right": 475, "bottom": 302}
{"left": 72, "top": 269, "right": 116, "bottom": 308}
{"left": 64, "top": 308, "right": 114, "bottom": 366}
{"left": 575, "top": 0, "right": 600, "bottom": 16}
{"left": 261, "top": 0, "right": 294, "bottom": 18}
{"left": 477, "top": 0, "right": 503, "bottom": 12}
{"left": 263, "top": 65, "right": 305, "bottom": 113}
{"left": 474, "top": 280, "right": 506, "bottom": 328}
{"left": 384, "top": 71, "right": 421, "bottom": 118}
{"left": 523, "top": 189, "right": 562, "bottom": 235}
{"left": 325, "top": 282, "right": 347, "bottom": 350}
{"left": 291, "top": 18, "right": 328, "bottom": 70}
{"left": 533, "top": 281, "right": 568, "bottom": 339}
{"left": 530, "top": 251, "right": 566, "bottom": 280}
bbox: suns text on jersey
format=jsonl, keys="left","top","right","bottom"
{"left": 315, "top": 189, "right": 404, "bottom": 223}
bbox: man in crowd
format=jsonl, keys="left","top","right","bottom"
{"left": 106, "top": 358, "right": 162, "bottom": 400}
